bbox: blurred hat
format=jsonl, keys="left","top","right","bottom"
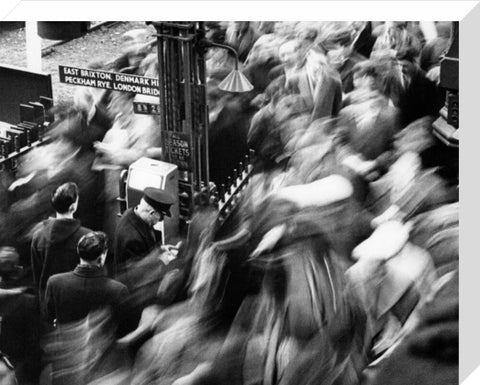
{"left": 143, "top": 187, "right": 175, "bottom": 217}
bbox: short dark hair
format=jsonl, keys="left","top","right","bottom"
{"left": 77, "top": 232, "right": 108, "bottom": 261}
{"left": 51, "top": 182, "right": 79, "bottom": 214}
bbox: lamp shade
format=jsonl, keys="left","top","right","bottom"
{"left": 218, "top": 69, "right": 254, "bottom": 93}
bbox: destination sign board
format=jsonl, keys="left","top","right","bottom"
{"left": 58, "top": 65, "right": 160, "bottom": 96}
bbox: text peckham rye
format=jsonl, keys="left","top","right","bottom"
{"left": 59, "top": 65, "right": 160, "bottom": 96}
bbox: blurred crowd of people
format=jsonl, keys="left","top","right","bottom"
{"left": 0, "top": 21, "right": 458, "bottom": 385}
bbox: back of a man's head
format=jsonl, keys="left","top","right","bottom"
{"left": 51, "top": 182, "right": 79, "bottom": 214}
{"left": 77, "top": 232, "right": 108, "bottom": 262}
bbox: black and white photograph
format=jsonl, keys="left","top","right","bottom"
{"left": 0, "top": 7, "right": 468, "bottom": 385}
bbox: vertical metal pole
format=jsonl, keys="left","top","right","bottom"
{"left": 170, "top": 25, "right": 178, "bottom": 132}
{"left": 156, "top": 27, "right": 166, "bottom": 133}
{"left": 183, "top": 37, "right": 192, "bottom": 131}
{"left": 184, "top": 31, "right": 198, "bottom": 189}
{"left": 165, "top": 26, "right": 172, "bottom": 132}
{"left": 26, "top": 22, "right": 42, "bottom": 72}
{"left": 197, "top": 22, "right": 210, "bottom": 190}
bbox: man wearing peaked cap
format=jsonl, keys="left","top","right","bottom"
{"left": 114, "top": 187, "right": 175, "bottom": 283}
{"left": 143, "top": 187, "right": 175, "bottom": 218}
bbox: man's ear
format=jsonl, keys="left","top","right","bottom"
{"left": 69, "top": 198, "right": 79, "bottom": 214}
{"left": 99, "top": 250, "right": 108, "bottom": 266}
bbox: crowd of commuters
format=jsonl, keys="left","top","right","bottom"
{"left": 0, "top": 21, "right": 458, "bottom": 385}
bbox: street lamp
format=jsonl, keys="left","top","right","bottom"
{"left": 199, "top": 39, "right": 254, "bottom": 93}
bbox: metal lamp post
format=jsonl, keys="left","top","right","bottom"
{"left": 149, "top": 21, "right": 253, "bottom": 223}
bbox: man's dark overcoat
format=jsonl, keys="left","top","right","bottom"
{"left": 31, "top": 218, "right": 90, "bottom": 298}
{"left": 114, "top": 208, "right": 160, "bottom": 277}
{"left": 44, "top": 264, "right": 128, "bottom": 325}
{"left": 113, "top": 207, "right": 162, "bottom": 287}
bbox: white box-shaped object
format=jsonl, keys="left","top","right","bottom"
{"left": 126, "top": 157, "right": 179, "bottom": 243}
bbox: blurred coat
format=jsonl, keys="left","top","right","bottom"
{"left": 336, "top": 93, "right": 400, "bottom": 174}
{"left": 338, "top": 51, "right": 367, "bottom": 93}
{"left": 398, "top": 63, "right": 441, "bottom": 127}
{"left": 409, "top": 203, "right": 458, "bottom": 273}
{"left": 0, "top": 286, "right": 41, "bottom": 385}
{"left": 244, "top": 56, "right": 282, "bottom": 93}
{"left": 363, "top": 271, "right": 458, "bottom": 385}
{"left": 208, "top": 95, "right": 256, "bottom": 186}
{"left": 353, "top": 22, "right": 376, "bottom": 58}
{"left": 286, "top": 64, "right": 343, "bottom": 121}
{"left": 419, "top": 36, "right": 449, "bottom": 73}
{"left": 31, "top": 218, "right": 90, "bottom": 298}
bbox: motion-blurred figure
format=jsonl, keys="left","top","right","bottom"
{"left": 0, "top": 247, "right": 41, "bottom": 385}
{"left": 43, "top": 308, "right": 131, "bottom": 385}
{"left": 336, "top": 60, "right": 400, "bottom": 185}
{"left": 225, "top": 22, "right": 260, "bottom": 63}
{"left": 364, "top": 270, "right": 458, "bottom": 385}
{"left": 318, "top": 22, "right": 367, "bottom": 93}
{"left": 281, "top": 36, "right": 343, "bottom": 121}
